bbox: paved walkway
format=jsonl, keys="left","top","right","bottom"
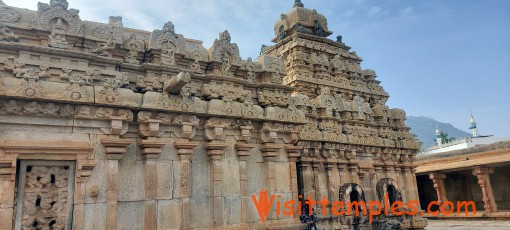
{"left": 427, "top": 220, "right": 510, "bottom": 230}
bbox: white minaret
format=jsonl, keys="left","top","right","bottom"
{"left": 469, "top": 113, "right": 479, "bottom": 137}
{"left": 435, "top": 125, "right": 442, "bottom": 145}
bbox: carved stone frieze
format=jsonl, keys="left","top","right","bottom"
{"left": 75, "top": 105, "right": 133, "bottom": 121}
{"left": 257, "top": 88, "right": 290, "bottom": 107}
{"left": 201, "top": 81, "right": 249, "bottom": 102}
{"left": 16, "top": 68, "right": 45, "bottom": 98}
{"left": 0, "top": 99, "right": 74, "bottom": 117}
{"left": 135, "top": 72, "right": 161, "bottom": 92}
{"left": 95, "top": 74, "right": 135, "bottom": 106}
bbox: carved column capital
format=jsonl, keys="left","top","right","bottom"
{"left": 237, "top": 125, "right": 253, "bottom": 142}
{"left": 205, "top": 142, "right": 229, "bottom": 160}
{"left": 205, "top": 118, "right": 231, "bottom": 141}
{"left": 76, "top": 160, "right": 97, "bottom": 184}
{"left": 139, "top": 138, "right": 167, "bottom": 160}
{"left": 172, "top": 115, "right": 199, "bottom": 139}
{"left": 138, "top": 117, "right": 167, "bottom": 160}
{"left": 337, "top": 162, "right": 347, "bottom": 172}
{"left": 138, "top": 119, "right": 164, "bottom": 138}
{"left": 472, "top": 166, "right": 494, "bottom": 176}
{"left": 236, "top": 143, "right": 256, "bottom": 160}
{"left": 174, "top": 139, "right": 199, "bottom": 160}
{"left": 260, "top": 122, "right": 279, "bottom": 143}
{"left": 285, "top": 145, "right": 303, "bottom": 162}
{"left": 100, "top": 137, "right": 133, "bottom": 160}
{"left": 348, "top": 164, "right": 359, "bottom": 172}
{"left": 104, "top": 116, "right": 129, "bottom": 136}
{"left": 429, "top": 172, "right": 447, "bottom": 180}
{"left": 260, "top": 143, "right": 281, "bottom": 161}
{"left": 0, "top": 160, "right": 16, "bottom": 181}
{"left": 324, "top": 161, "right": 336, "bottom": 171}
{"left": 311, "top": 161, "right": 321, "bottom": 169}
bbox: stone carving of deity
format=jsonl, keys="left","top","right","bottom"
{"left": 49, "top": 18, "right": 69, "bottom": 49}
{"left": 161, "top": 46, "right": 176, "bottom": 66}
{"left": 353, "top": 95, "right": 366, "bottom": 120}
{"left": 220, "top": 51, "right": 231, "bottom": 75}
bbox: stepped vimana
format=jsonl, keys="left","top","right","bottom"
{"left": 0, "top": 0, "right": 427, "bottom": 229}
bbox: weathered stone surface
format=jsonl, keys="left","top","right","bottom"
{"left": 117, "top": 201, "right": 144, "bottom": 230}
{"left": 0, "top": 0, "right": 424, "bottom": 229}
{"left": 189, "top": 198, "right": 211, "bottom": 228}
{"left": 157, "top": 200, "right": 182, "bottom": 229}
{"left": 117, "top": 159, "right": 145, "bottom": 201}
{"left": 83, "top": 203, "right": 107, "bottom": 230}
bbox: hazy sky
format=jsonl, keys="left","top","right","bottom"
{"left": 4, "top": 0, "right": 510, "bottom": 137}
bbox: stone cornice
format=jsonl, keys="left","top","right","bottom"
{"left": 0, "top": 140, "right": 93, "bottom": 158}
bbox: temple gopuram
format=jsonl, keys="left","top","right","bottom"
{"left": 0, "top": 0, "right": 426, "bottom": 229}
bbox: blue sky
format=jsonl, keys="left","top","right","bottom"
{"left": 4, "top": 0, "right": 510, "bottom": 137}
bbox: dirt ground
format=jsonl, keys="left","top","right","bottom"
{"left": 427, "top": 220, "right": 510, "bottom": 230}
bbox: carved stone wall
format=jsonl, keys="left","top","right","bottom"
{"left": 14, "top": 161, "right": 76, "bottom": 230}
{"left": 0, "top": 1, "right": 423, "bottom": 229}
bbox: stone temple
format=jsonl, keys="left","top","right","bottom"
{"left": 0, "top": 0, "right": 426, "bottom": 229}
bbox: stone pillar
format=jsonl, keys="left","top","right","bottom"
{"left": 0, "top": 160, "right": 15, "bottom": 230}
{"left": 260, "top": 144, "right": 280, "bottom": 193}
{"left": 74, "top": 161, "right": 96, "bottom": 230}
{"left": 384, "top": 164, "right": 397, "bottom": 181}
{"left": 300, "top": 159, "right": 314, "bottom": 200}
{"left": 395, "top": 167, "right": 408, "bottom": 203}
{"left": 101, "top": 137, "right": 133, "bottom": 230}
{"left": 173, "top": 115, "right": 200, "bottom": 230}
{"left": 373, "top": 165, "right": 383, "bottom": 201}
{"left": 236, "top": 143, "right": 255, "bottom": 222}
{"left": 138, "top": 117, "right": 167, "bottom": 230}
{"left": 140, "top": 138, "right": 166, "bottom": 230}
{"left": 473, "top": 167, "right": 497, "bottom": 213}
{"left": 324, "top": 160, "right": 339, "bottom": 216}
{"left": 337, "top": 161, "right": 347, "bottom": 185}
{"left": 412, "top": 167, "right": 421, "bottom": 202}
{"left": 311, "top": 161, "right": 323, "bottom": 200}
{"left": 348, "top": 164, "right": 360, "bottom": 184}
{"left": 285, "top": 146, "right": 302, "bottom": 218}
{"left": 206, "top": 142, "right": 228, "bottom": 227}
{"left": 260, "top": 143, "right": 280, "bottom": 221}
{"left": 174, "top": 140, "right": 198, "bottom": 229}
{"left": 429, "top": 172, "right": 448, "bottom": 205}
{"left": 204, "top": 119, "right": 229, "bottom": 227}
{"left": 403, "top": 166, "right": 418, "bottom": 202}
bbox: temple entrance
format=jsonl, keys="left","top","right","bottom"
{"left": 376, "top": 178, "right": 402, "bottom": 208}
{"left": 14, "top": 161, "right": 76, "bottom": 230}
{"left": 339, "top": 183, "right": 366, "bottom": 229}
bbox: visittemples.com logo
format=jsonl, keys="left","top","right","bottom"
{"left": 252, "top": 190, "right": 477, "bottom": 223}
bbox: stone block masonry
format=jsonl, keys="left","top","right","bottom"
{"left": 0, "top": 0, "right": 424, "bottom": 229}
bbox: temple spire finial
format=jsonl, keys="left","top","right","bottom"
{"left": 294, "top": 0, "right": 304, "bottom": 8}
